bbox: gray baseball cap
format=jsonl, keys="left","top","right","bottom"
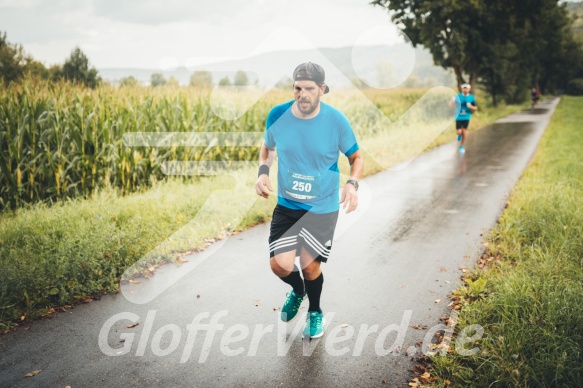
{"left": 293, "top": 62, "right": 330, "bottom": 94}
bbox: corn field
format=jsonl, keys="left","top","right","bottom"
{"left": 0, "top": 79, "right": 426, "bottom": 211}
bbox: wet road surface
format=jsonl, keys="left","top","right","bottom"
{"left": 0, "top": 99, "right": 559, "bottom": 387}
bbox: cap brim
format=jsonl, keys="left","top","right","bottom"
{"left": 324, "top": 84, "right": 329, "bottom": 94}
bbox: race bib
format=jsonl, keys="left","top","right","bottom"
{"left": 284, "top": 170, "right": 321, "bottom": 201}
{"left": 460, "top": 99, "right": 468, "bottom": 115}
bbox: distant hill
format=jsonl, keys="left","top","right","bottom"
{"left": 98, "top": 44, "right": 455, "bottom": 89}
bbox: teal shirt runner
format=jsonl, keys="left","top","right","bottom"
{"left": 455, "top": 93, "right": 477, "bottom": 121}
{"left": 264, "top": 100, "right": 359, "bottom": 214}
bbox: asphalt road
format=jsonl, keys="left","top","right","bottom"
{"left": 0, "top": 98, "right": 559, "bottom": 388}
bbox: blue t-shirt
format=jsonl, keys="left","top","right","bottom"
{"left": 455, "top": 93, "right": 477, "bottom": 121}
{"left": 264, "top": 100, "right": 359, "bottom": 214}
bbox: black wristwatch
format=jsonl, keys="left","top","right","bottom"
{"left": 346, "top": 179, "right": 359, "bottom": 191}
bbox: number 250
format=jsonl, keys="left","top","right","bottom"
{"left": 292, "top": 181, "right": 312, "bottom": 192}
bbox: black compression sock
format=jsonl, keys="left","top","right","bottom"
{"left": 304, "top": 272, "right": 324, "bottom": 312}
{"left": 280, "top": 265, "right": 305, "bottom": 295}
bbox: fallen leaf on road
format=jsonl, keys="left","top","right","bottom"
{"left": 24, "top": 370, "right": 42, "bottom": 377}
{"left": 439, "top": 267, "right": 447, "bottom": 272}
{"left": 176, "top": 257, "right": 189, "bottom": 263}
{"left": 128, "top": 280, "right": 140, "bottom": 284}
{"left": 126, "top": 322, "right": 139, "bottom": 328}
{"left": 435, "top": 299, "right": 441, "bottom": 304}
{"left": 273, "top": 307, "right": 280, "bottom": 311}
{"left": 341, "top": 323, "right": 349, "bottom": 328}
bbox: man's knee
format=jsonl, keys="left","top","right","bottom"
{"left": 301, "top": 259, "right": 321, "bottom": 280}
{"left": 270, "top": 254, "right": 294, "bottom": 277}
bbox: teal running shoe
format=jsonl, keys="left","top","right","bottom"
{"left": 459, "top": 146, "right": 465, "bottom": 154}
{"left": 304, "top": 310, "right": 325, "bottom": 338}
{"left": 280, "top": 290, "right": 305, "bottom": 322}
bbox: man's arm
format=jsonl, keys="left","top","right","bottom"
{"left": 255, "top": 142, "right": 276, "bottom": 198}
{"left": 339, "top": 150, "right": 364, "bottom": 213}
{"left": 468, "top": 96, "right": 478, "bottom": 112}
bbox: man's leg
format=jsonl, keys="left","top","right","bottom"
{"left": 270, "top": 251, "right": 304, "bottom": 296}
{"left": 299, "top": 248, "right": 326, "bottom": 338}
{"left": 269, "top": 206, "right": 307, "bottom": 322}
{"left": 299, "top": 247, "right": 323, "bottom": 313}
{"left": 270, "top": 251, "right": 307, "bottom": 322}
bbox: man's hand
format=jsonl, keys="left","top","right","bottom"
{"left": 339, "top": 184, "right": 358, "bottom": 213}
{"left": 255, "top": 174, "right": 274, "bottom": 198}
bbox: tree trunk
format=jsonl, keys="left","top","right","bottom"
{"left": 453, "top": 65, "right": 465, "bottom": 91}
{"left": 469, "top": 72, "right": 477, "bottom": 92}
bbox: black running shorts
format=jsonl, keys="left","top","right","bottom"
{"left": 456, "top": 120, "right": 470, "bottom": 130}
{"left": 268, "top": 204, "right": 339, "bottom": 263}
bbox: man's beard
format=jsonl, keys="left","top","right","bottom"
{"left": 297, "top": 96, "right": 320, "bottom": 115}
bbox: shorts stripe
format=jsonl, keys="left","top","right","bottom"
{"left": 299, "top": 230, "right": 330, "bottom": 258}
{"left": 301, "top": 236, "right": 330, "bottom": 259}
{"left": 270, "top": 241, "right": 298, "bottom": 252}
{"left": 269, "top": 235, "right": 297, "bottom": 249}
{"left": 299, "top": 229, "right": 330, "bottom": 254}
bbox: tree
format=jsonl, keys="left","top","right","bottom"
{"left": 0, "top": 31, "right": 28, "bottom": 84}
{"left": 47, "top": 64, "right": 63, "bottom": 82}
{"left": 218, "top": 76, "right": 231, "bottom": 86}
{"left": 233, "top": 70, "right": 248, "bottom": 86}
{"left": 274, "top": 75, "right": 293, "bottom": 89}
{"left": 151, "top": 72, "right": 166, "bottom": 87}
{"left": 166, "top": 76, "right": 180, "bottom": 88}
{"left": 372, "top": 0, "right": 583, "bottom": 103}
{"left": 62, "top": 47, "right": 100, "bottom": 88}
{"left": 190, "top": 70, "right": 213, "bottom": 88}
{"left": 403, "top": 75, "right": 422, "bottom": 88}
{"left": 119, "top": 76, "right": 139, "bottom": 87}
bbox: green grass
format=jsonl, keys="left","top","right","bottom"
{"left": 0, "top": 171, "right": 275, "bottom": 329}
{"left": 0, "top": 85, "right": 523, "bottom": 330}
{"left": 430, "top": 96, "right": 583, "bottom": 387}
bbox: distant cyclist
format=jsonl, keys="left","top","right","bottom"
{"left": 530, "top": 87, "right": 541, "bottom": 110}
{"left": 450, "top": 83, "right": 478, "bottom": 154}
{"left": 255, "top": 62, "right": 363, "bottom": 338}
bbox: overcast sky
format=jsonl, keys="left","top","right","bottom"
{"left": 0, "top": 0, "right": 403, "bottom": 69}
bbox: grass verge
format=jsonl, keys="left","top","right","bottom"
{"left": 0, "top": 90, "right": 523, "bottom": 331}
{"left": 428, "top": 96, "right": 583, "bottom": 386}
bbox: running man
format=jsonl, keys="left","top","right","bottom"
{"left": 450, "top": 83, "right": 478, "bottom": 154}
{"left": 530, "top": 87, "right": 540, "bottom": 110}
{"left": 254, "top": 62, "right": 364, "bottom": 338}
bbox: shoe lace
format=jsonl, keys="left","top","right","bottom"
{"left": 309, "top": 313, "right": 322, "bottom": 328}
{"left": 286, "top": 292, "right": 303, "bottom": 312}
